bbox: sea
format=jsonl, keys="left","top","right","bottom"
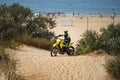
{"left": 0, "top": 0, "right": 120, "bottom": 15}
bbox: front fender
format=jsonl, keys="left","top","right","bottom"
{"left": 53, "top": 39, "right": 61, "bottom": 47}
{"left": 53, "top": 43, "right": 57, "bottom": 47}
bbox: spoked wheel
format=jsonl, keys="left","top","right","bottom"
{"left": 51, "top": 47, "right": 58, "bottom": 57}
{"left": 67, "top": 46, "right": 74, "bottom": 56}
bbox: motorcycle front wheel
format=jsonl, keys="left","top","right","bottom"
{"left": 51, "top": 47, "right": 58, "bottom": 57}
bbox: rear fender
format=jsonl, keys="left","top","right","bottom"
{"left": 69, "top": 42, "right": 74, "bottom": 47}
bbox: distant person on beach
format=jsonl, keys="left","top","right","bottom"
{"left": 57, "top": 30, "right": 71, "bottom": 45}
{"left": 73, "top": 12, "right": 75, "bottom": 17}
{"left": 78, "top": 13, "right": 80, "bottom": 17}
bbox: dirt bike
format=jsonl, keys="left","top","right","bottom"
{"left": 51, "top": 36, "right": 74, "bottom": 57}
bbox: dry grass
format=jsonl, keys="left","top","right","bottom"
{"left": 15, "top": 34, "right": 54, "bottom": 50}
{"left": 0, "top": 48, "right": 25, "bottom": 80}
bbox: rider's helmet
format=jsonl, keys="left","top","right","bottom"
{"left": 64, "top": 30, "right": 68, "bottom": 34}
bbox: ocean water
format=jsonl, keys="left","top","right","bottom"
{"left": 0, "top": 0, "right": 120, "bottom": 15}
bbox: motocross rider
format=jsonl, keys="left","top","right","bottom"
{"left": 57, "top": 30, "right": 71, "bottom": 45}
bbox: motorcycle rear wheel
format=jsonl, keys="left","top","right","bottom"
{"left": 67, "top": 46, "right": 74, "bottom": 56}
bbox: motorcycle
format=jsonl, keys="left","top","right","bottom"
{"left": 51, "top": 36, "right": 74, "bottom": 57}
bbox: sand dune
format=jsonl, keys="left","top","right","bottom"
{"left": 10, "top": 45, "right": 109, "bottom": 80}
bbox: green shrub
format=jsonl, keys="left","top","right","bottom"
{"left": 75, "top": 30, "right": 100, "bottom": 55}
{"left": 0, "top": 3, "right": 31, "bottom": 42}
{"left": 100, "top": 24, "right": 120, "bottom": 55}
{"left": 26, "top": 16, "right": 56, "bottom": 40}
{"left": 76, "top": 24, "right": 120, "bottom": 55}
{"left": 75, "top": 39, "right": 91, "bottom": 55}
{"left": 104, "top": 56, "right": 120, "bottom": 80}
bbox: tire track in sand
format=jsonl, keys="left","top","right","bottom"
{"left": 11, "top": 45, "right": 109, "bottom": 80}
